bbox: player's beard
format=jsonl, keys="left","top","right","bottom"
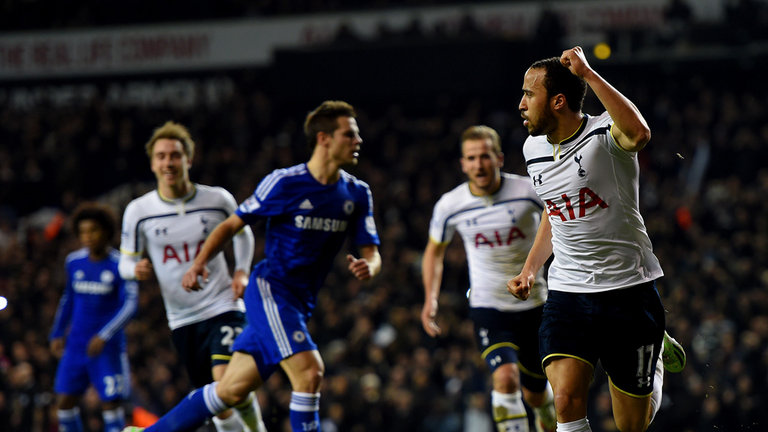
{"left": 528, "top": 105, "right": 557, "bottom": 137}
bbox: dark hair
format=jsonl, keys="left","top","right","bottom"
{"left": 145, "top": 121, "right": 196, "bottom": 160}
{"left": 303, "top": 100, "right": 357, "bottom": 149}
{"left": 529, "top": 57, "right": 587, "bottom": 112}
{"left": 71, "top": 202, "right": 117, "bottom": 241}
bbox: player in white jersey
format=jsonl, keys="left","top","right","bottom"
{"left": 422, "top": 125, "right": 556, "bottom": 432}
{"left": 118, "top": 121, "right": 266, "bottom": 432}
{"left": 507, "top": 47, "right": 686, "bottom": 432}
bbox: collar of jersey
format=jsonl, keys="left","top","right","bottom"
{"left": 548, "top": 115, "right": 587, "bottom": 160}
{"left": 157, "top": 184, "right": 197, "bottom": 204}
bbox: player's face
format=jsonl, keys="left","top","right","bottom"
{"left": 151, "top": 138, "right": 191, "bottom": 192}
{"left": 328, "top": 117, "right": 362, "bottom": 166}
{"left": 519, "top": 67, "right": 557, "bottom": 137}
{"left": 78, "top": 219, "right": 107, "bottom": 253}
{"left": 460, "top": 138, "right": 503, "bottom": 195}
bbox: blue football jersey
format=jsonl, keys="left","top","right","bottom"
{"left": 50, "top": 248, "right": 138, "bottom": 348}
{"left": 236, "top": 163, "right": 380, "bottom": 311}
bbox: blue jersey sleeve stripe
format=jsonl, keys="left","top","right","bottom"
{"left": 98, "top": 280, "right": 138, "bottom": 341}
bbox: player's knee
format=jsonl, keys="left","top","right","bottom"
{"left": 492, "top": 363, "right": 521, "bottom": 393}
{"left": 215, "top": 381, "right": 251, "bottom": 407}
{"left": 295, "top": 365, "right": 324, "bottom": 392}
{"left": 553, "top": 390, "right": 588, "bottom": 417}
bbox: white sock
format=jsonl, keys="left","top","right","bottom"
{"left": 532, "top": 382, "right": 556, "bottom": 431}
{"left": 492, "top": 390, "right": 529, "bottom": 432}
{"left": 234, "top": 392, "right": 268, "bottom": 432}
{"left": 557, "top": 417, "right": 592, "bottom": 432}
{"left": 649, "top": 348, "right": 665, "bottom": 424}
{"left": 212, "top": 412, "right": 243, "bottom": 432}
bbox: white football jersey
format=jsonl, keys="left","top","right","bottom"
{"left": 522, "top": 111, "right": 663, "bottom": 293}
{"left": 120, "top": 184, "right": 252, "bottom": 329}
{"left": 428, "top": 173, "right": 547, "bottom": 311}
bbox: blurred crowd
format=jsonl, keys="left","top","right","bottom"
{"left": 2, "top": 1, "right": 768, "bottom": 431}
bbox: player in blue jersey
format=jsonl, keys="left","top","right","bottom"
{"left": 50, "top": 202, "right": 138, "bottom": 432}
{"left": 121, "top": 100, "right": 381, "bottom": 432}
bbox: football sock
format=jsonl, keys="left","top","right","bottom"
{"left": 57, "top": 407, "right": 84, "bottom": 432}
{"left": 492, "top": 390, "right": 529, "bottom": 432}
{"left": 557, "top": 417, "right": 592, "bottom": 432}
{"left": 103, "top": 407, "right": 125, "bottom": 432}
{"left": 649, "top": 348, "right": 665, "bottom": 424}
{"left": 212, "top": 411, "right": 243, "bottom": 432}
{"left": 234, "top": 392, "right": 268, "bottom": 432}
{"left": 145, "top": 382, "right": 228, "bottom": 432}
{"left": 289, "top": 391, "right": 320, "bottom": 432}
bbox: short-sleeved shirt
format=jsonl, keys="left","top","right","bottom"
{"left": 120, "top": 184, "right": 245, "bottom": 329}
{"left": 428, "top": 173, "right": 547, "bottom": 311}
{"left": 522, "top": 112, "right": 663, "bottom": 293}
{"left": 235, "top": 163, "right": 380, "bottom": 314}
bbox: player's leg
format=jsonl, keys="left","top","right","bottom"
{"left": 54, "top": 350, "right": 87, "bottom": 432}
{"left": 129, "top": 351, "right": 263, "bottom": 432}
{"left": 469, "top": 307, "right": 529, "bottom": 432}
{"left": 57, "top": 394, "right": 84, "bottom": 432}
{"left": 102, "top": 400, "right": 126, "bottom": 432}
{"left": 544, "top": 357, "right": 593, "bottom": 425}
{"left": 515, "top": 306, "right": 556, "bottom": 432}
{"left": 280, "top": 350, "right": 325, "bottom": 432}
{"left": 599, "top": 281, "right": 665, "bottom": 431}
{"left": 91, "top": 349, "right": 130, "bottom": 432}
{"left": 207, "top": 312, "right": 267, "bottom": 432}
{"left": 538, "top": 290, "right": 599, "bottom": 431}
{"left": 490, "top": 363, "right": 530, "bottom": 431}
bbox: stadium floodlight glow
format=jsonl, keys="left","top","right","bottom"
{"left": 594, "top": 43, "right": 611, "bottom": 60}
{"left": 0, "top": 296, "right": 7, "bottom": 311}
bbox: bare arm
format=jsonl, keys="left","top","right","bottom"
{"left": 230, "top": 225, "right": 255, "bottom": 299}
{"left": 507, "top": 210, "right": 553, "bottom": 300}
{"left": 182, "top": 213, "right": 246, "bottom": 291}
{"left": 346, "top": 244, "right": 381, "bottom": 282}
{"left": 421, "top": 240, "right": 447, "bottom": 337}
{"left": 561, "top": 46, "right": 651, "bottom": 152}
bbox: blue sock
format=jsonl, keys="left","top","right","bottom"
{"left": 102, "top": 407, "right": 125, "bottom": 432}
{"left": 57, "top": 407, "right": 84, "bottom": 432}
{"left": 146, "top": 383, "right": 228, "bottom": 432}
{"left": 289, "top": 392, "right": 321, "bottom": 432}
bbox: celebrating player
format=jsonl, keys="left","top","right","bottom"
{"left": 508, "top": 46, "right": 686, "bottom": 432}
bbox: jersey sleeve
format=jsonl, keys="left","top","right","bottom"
{"left": 49, "top": 259, "right": 75, "bottom": 340}
{"left": 118, "top": 200, "right": 144, "bottom": 280}
{"left": 97, "top": 278, "right": 138, "bottom": 342}
{"left": 235, "top": 170, "right": 290, "bottom": 223}
{"left": 428, "top": 195, "right": 455, "bottom": 245}
{"left": 351, "top": 183, "right": 380, "bottom": 246}
{"left": 217, "top": 187, "right": 255, "bottom": 273}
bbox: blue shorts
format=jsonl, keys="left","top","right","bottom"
{"left": 469, "top": 306, "right": 547, "bottom": 392}
{"left": 171, "top": 311, "right": 247, "bottom": 387}
{"left": 54, "top": 340, "right": 130, "bottom": 401}
{"left": 540, "top": 281, "right": 665, "bottom": 396}
{"left": 233, "top": 276, "right": 317, "bottom": 381}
